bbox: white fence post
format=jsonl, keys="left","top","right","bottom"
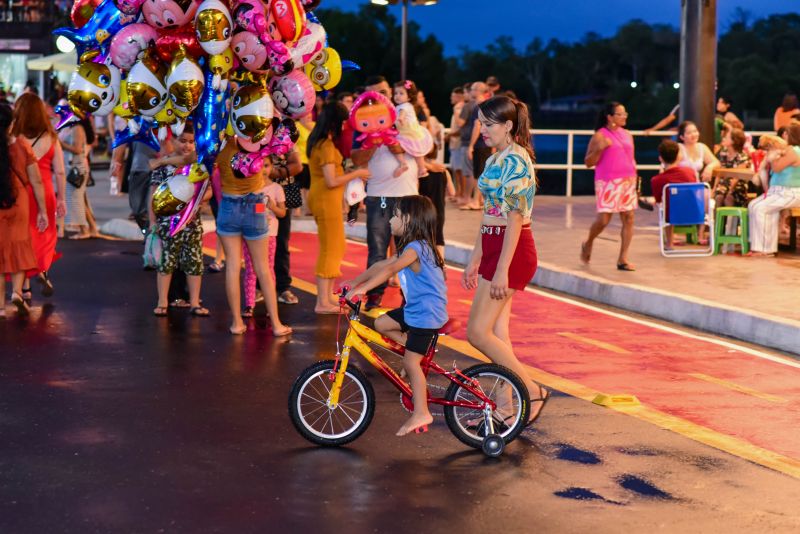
{"left": 566, "top": 132, "right": 574, "bottom": 198}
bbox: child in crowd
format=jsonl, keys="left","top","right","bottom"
{"left": 713, "top": 126, "right": 754, "bottom": 208}
{"left": 148, "top": 123, "right": 210, "bottom": 317}
{"left": 650, "top": 140, "right": 700, "bottom": 248}
{"left": 345, "top": 196, "right": 448, "bottom": 436}
{"left": 419, "top": 145, "right": 456, "bottom": 257}
{"left": 392, "top": 80, "right": 433, "bottom": 178}
{"left": 242, "top": 163, "right": 286, "bottom": 317}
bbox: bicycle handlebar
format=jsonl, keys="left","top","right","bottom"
{"left": 337, "top": 286, "right": 361, "bottom": 313}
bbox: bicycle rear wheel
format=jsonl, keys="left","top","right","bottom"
{"left": 443, "top": 364, "right": 530, "bottom": 450}
{"left": 288, "top": 360, "right": 375, "bottom": 446}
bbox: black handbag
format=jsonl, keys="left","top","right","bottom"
{"left": 283, "top": 179, "right": 302, "bottom": 209}
{"left": 66, "top": 167, "right": 86, "bottom": 188}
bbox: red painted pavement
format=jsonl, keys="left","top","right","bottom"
{"left": 204, "top": 232, "right": 800, "bottom": 460}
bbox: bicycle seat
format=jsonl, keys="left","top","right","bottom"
{"left": 438, "top": 319, "right": 461, "bottom": 336}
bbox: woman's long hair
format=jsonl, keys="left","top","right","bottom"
{"left": 306, "top": 101, "right": 348, "bottom": 160}
{"left": 595, "top": 101, "right": 622, "bottom": 131}
{"left": 0, "top": 104, "right": 15, "bottom": 210}
{"left": 12, "top": 93, "right": 55, "bottom": 140}
{"left": 395, "top": 195, "right": 444, "bottom": 272}
{"left": 477, "top": 95, "right": 536, "bottom": 163}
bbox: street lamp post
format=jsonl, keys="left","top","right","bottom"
{"left": 371, "top": 0, "right": 438, "bottom": 81}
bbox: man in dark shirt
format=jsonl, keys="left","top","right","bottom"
{"left": 651, "top": 139, "right": 699, "bottom": 247}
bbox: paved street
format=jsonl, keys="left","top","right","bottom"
{"left": 2, "top": 236, "right": 800, "bottom": 533}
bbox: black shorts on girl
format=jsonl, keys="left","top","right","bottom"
{"left": 386, "top": 307, "right": 440, "bottom": 356}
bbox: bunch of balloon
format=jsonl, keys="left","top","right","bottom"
{"left": 54, "top": 0, "right": 357, "bottom": 236}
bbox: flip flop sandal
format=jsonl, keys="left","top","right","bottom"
{"left": 241, "top": 306, "right": 254, "bottom": 318}
{"left": 616, "top": 263, "right": 636, "bottom": 271}
{"left": 190, "top": 307, "right": 210, "bottom": 317}
{"left": 580, "top": 242, "right": 591, "bottom": 263}
{"left": 153, "top": 306, "right": 168, "bottom": 317}
{"left": 207, "top": 262, "right": 224, "bottom": 273}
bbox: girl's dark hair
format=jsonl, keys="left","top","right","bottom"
{"left": 677, "top": 120, "right": 696, "bottom": 142}
{"left": 0, "top": 103, "right": 15, "bottom": 210}
{"left": 395, "top": 195, "right": 444, "bottom": 271}
{"left": 478, "top": 95, "right": 536, "bottom": 163}
{"left": 80, "top": 117, "right": 95, "bottom": 145}
{"left": 307, "top": 101, "right": 348, "bottom": 159}
{"left": 782, "top": 93, "right": 799, "bottom": 112}
{"left": 394, "top": 80, "right": 425, "bottom": 118}
{"left": 595, "top": 101, "right": 623, "bottom": 131}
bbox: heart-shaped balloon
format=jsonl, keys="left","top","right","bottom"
{"left": 155, "top": 26, "right": 205, "bottom": 63}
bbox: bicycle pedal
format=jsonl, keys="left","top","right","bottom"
{"left": 415, "top": 425, "right": 428, "bottom": 434}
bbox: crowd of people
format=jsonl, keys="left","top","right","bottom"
{"left": 581, "top": 93, "right": 800, "bottom": 266}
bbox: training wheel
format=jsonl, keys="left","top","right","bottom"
{"left": 482, "top": 433, "right": 504, "bottom": 457}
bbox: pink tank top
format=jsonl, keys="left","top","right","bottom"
{"left": 595, "top": 127, "right": 636, "bottom": 181}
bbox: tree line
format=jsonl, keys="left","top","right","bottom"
{"left": 318, "top": 5, "right": 800, "bottom": 129}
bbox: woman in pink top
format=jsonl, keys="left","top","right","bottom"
{"left": 581, "top": 102, "right": 637, "bottom": 271}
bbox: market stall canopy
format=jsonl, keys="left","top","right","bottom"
{"left": 27, "top": 52, "right": 77, "bottom": 72}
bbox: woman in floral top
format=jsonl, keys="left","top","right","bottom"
{"left": 461, "top": 95, "right": 549, "bottom": 427}
{"left": 714, "top": 126, "right": 753, "bottom": 207}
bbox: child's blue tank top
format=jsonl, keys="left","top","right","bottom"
{"left": 398, "top": 240, "right": 448, "bottom": 329}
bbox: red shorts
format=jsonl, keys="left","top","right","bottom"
{"left": 478, "top": 225, "right": 537, "bottom": 290}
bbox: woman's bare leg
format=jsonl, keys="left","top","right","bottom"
{"left": 245, "top": 237, "right": 291, "bottom": 336}
{"left": 220, "top": 235, "right": 245, "bottom": 334}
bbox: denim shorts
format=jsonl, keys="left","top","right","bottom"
{"left": 216, "top": 193, "right": 269, "bottom": 240}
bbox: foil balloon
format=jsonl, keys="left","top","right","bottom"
{"left": 267, "top": 117, "right": 299, "bottom": 156}
{"left": 193, "top": 68, "right": 231, "bottom": 173}
{"left": 110, "top": 23, "right": 159, "bottom": 70}
{"left": 115, "top": 0, "right": 147, "bottom": 15}
{"left": 142, "top": 0, "right": 201, "bottom": 30}
{"left": 166, "top": 47, "right": 205, "bottom": 117}
{"left": 231, "top": 0, "right": 268, "bottom": 36}
{"left": 231, "top": 83, "right": 274, "bottom": 145}
{"left": 155, "top": 26, "right": 205, "bottom": 63}
{"left": 289, "top": 22, "right": 326, "bottom": 69}
{"left": 53, "top": 0, "right": 137, "bottom": 55}
{"left": 304, "top": 47, "right": 341, "bottom": 91}
{"left": 126, "top": 52, "right": 169, "bottom": 117}
{"left": 270, "top": 0, "right": 305, "bottom": 43}
{"left": 168, "top": 179, "right": 209, "bottom": 236}
{"left": 348, "top": 91, "right": 398, "bottom": 149}
{"left": 67, "top": 51, "right": 122, "bottom": 118}
{"left": 55, "top": 103, "right": 80, "bottom": 131}
{"left": 112, "top": 115, "right": 161, "bottom": 151}
{"left": 71, "top": 0, "right": 102, "bottom": 28}
{"left": 152, "top": 173, "right": 196, "bottom": 216}
{"left": 195, "top": 0, "right": 234, "bottom": 89}
{"left": 154, "top": 100, "right": 185, "bottom": 140}
{"left": 112, "top": 78, "right": 134, "bottom": 119}
{"left": 269, "top": 70, "right": 315, "bottom": 120}
{"left": 231, "top": 30, "right": 269, "bottom": 74}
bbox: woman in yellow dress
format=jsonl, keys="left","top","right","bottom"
{"left": 307, "top": 102, "right": 370, "bottom": 313}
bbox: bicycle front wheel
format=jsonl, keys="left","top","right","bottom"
{"left": 288, "top": 360, "right": 375, "bottom": 446}
{"left": 443, "top": 363, "right": 530, "bottom": 450}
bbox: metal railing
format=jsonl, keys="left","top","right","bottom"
{"left": 441, "top": 128, "right": 774, "bottom": 197}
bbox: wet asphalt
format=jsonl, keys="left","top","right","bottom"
{"left": 2, "top": 239, "right": 800, "bottom": 533}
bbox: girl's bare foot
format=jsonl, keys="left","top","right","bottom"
{"left": 314, "top": 305, "right": 340, "bottom": 315}
{"left": 230, "top": 323, "right": 247, "bottom": 335}
{"left": 393, "top": 163, "right": 409, "bottom": 178}
{"left": 272, "top": 323, "right": 293, "bottom": 336}
{"left": 396, "top": 412, "right": 434, "bottom": 436}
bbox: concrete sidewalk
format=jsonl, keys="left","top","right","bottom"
{"left": 88, "top": 167, "right": 799, "bottom": 355}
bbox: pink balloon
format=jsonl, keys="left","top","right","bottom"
{"left": 142, "top": 0, "right": 201, "bottom": 29}
{"left": 115, "top": 0, "right": 146, "bottom": 16}
{"left": 269, "top": 70, "right": 315, "bottom": 119}
{"left": 231, "top": 30, "right": 268, "bottom": 73}
{"left": 110, "top": 23, "right": 158, "bottom": 70}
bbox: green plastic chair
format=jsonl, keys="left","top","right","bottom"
{"left": 673, "top": 225, "right": 699, "bottom": 244}
{"left": 714, "top": 207, "right": 749, "bottom": 255}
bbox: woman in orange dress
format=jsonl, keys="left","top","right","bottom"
{"left": 0, "top": 103, "right": 49, "bottom": 317}
{"left": 13, "top": 93, "right": 66, "bottom": 300}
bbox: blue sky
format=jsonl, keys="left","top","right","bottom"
{"left": 320, "top": 0, "right": 798, "bottom": 55}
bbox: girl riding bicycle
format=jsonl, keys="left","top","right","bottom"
{"left": 345, "top": 195, "right": 448, "bottom": 436}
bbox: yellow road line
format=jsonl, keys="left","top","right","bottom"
{"left": 341, "top": 260, "right": 358, "bottom": 268}
{"left": 689, "top": 373, "right": 788, "bottom": 404}
{"left": 286, "top": 276, "right": 800, "bottom": 480}
{"left": 458, "top": 299, "right": 473, "bottom": 306}
{"left": 557, "top": 332, "right": 630, "bottom": 354}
